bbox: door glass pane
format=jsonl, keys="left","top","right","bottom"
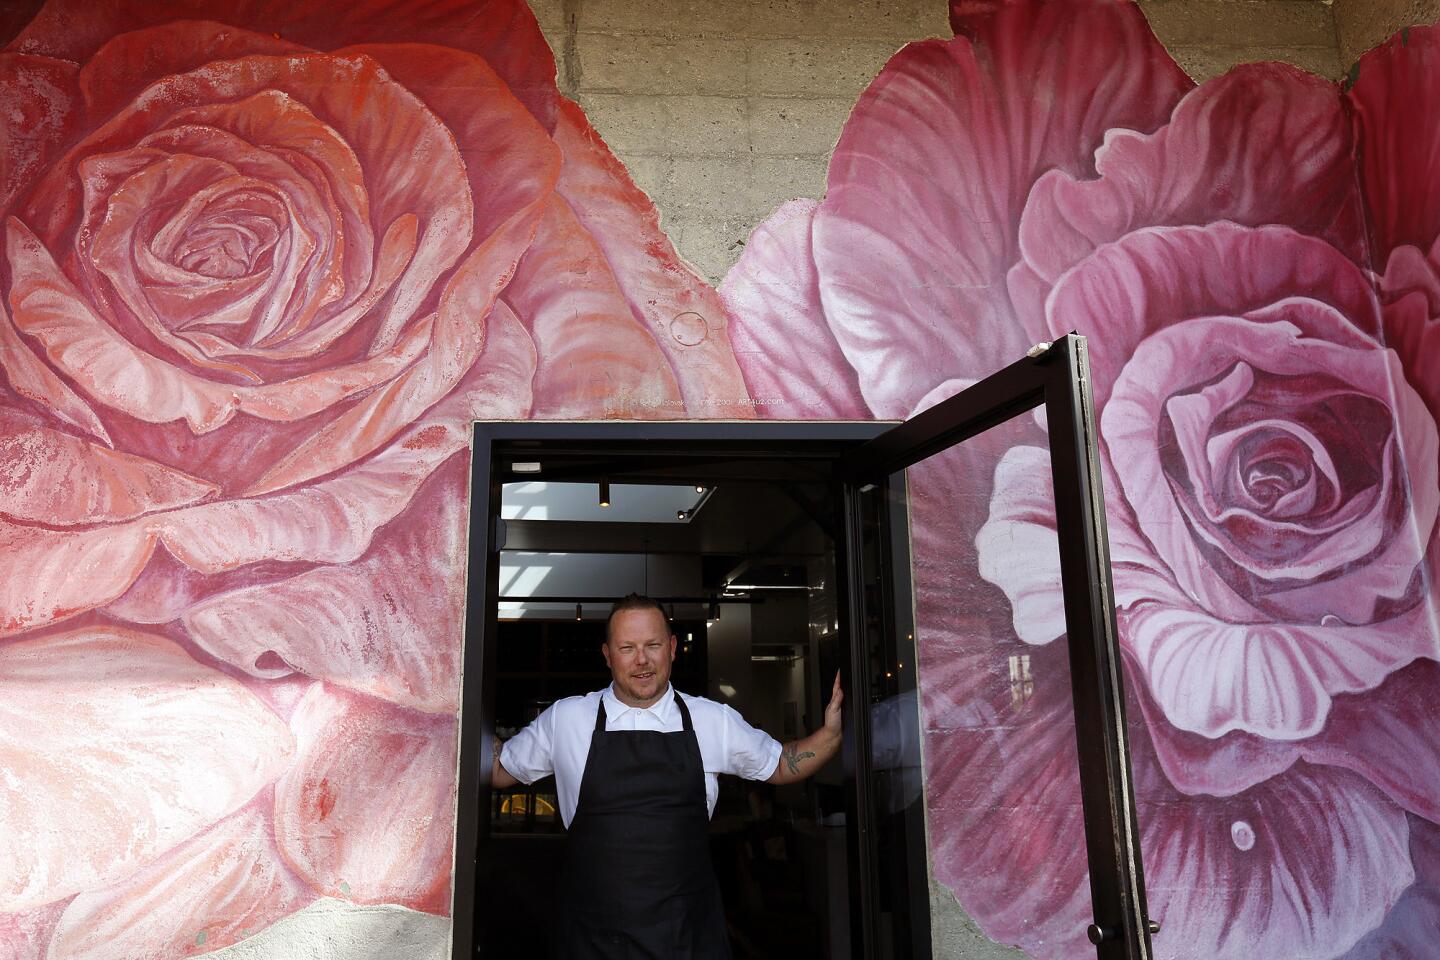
{"left": 862, "top": 411, "right": 1095, "bottom": 958}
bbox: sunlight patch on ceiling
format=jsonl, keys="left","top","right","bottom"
{"left": 501, "top": 482, "right": 708, "bottom": 523}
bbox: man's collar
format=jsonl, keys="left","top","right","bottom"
{"left": 602, "top": 682, "right": 676, "bottom": 720}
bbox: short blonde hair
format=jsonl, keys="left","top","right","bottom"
{"left": 605, "top": 593, "right": 670, "bottom": 643}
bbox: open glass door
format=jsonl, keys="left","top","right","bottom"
{"left": 838, "top": 333, "right": 1153, "bottom": 960}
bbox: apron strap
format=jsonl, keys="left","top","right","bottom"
{"left": 674, "top": 690, "right": 694, "bottom": 733}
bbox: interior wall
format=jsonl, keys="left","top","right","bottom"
{"left": 704, "top": 599, "right": 812, "bottom": 741}
{"left": 746, "top": 595, "right": 813, "bottom": 737}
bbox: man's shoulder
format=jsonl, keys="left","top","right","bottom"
{"left": 676, "top": 691, "right": 743, "bottom": 725}
{"left": 542, "top": 690, "right": 603, "bottom": 724}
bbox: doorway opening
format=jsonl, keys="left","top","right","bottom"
{"left": 480, "top": 466, "right": 858, "bottom": 957}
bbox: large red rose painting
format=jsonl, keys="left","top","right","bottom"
{"left": 3, "top": 0, "right": 1440, "bottom": 956}
{"left": 723, "top": 1, "right": 1440, "bottom": 958}
{"left": 0, "top": 0, "right": 751, "bottom": 955}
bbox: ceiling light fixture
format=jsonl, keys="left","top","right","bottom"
{"left": 598, "top": 479, "right": 611, "bottom": 508}
{"left": 575, "top": 602, "right": 582, "bottom": 621}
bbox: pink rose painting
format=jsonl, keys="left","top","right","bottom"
{"left": 4, "top": 0, "right": 1440, "bottom": 956}
{"left": 723, "top": 0, "right": 1440, "bottom": 957}
{"left": 0, "top": 0, "right": 749, "bottom": 955}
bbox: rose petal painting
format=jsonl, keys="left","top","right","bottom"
{"left": 2, "top": 0, "right": 1438, "bottom": 957}
{"left": 726, "top": 2, "right": 1440, "bottom": 956}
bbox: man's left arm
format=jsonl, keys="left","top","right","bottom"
{"left": 768, "top": 671, "right": 844, "bottom": 785}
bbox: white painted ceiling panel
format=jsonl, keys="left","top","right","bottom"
{"left": 501, "top": 482, "right": 707, "bottom": 523}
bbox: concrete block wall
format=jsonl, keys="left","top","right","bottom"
{"left": 1334, "top": 0, "right": 1440, "bottom": 63}
{"left": 529, "top": 0, "right": 1357, "bottom": 286}
{"left": 1141, "top": 0, "right": 1342, "bottom": 79}
{"left": 531, "top": 0, "right": 952, "bottom": 282}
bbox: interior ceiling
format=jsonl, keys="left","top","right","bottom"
{"left": 501, "top": 480, "right": 834, "bottom": 557}
{"left": 501, "top": 481, "right": 708, "bottom": 524}
{"left": 497, "top": 474, "right": 834, "bottom": 617}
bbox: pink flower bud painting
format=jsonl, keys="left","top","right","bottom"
{"left": 3, "top": 0, "right": 1439, "bottom": 957}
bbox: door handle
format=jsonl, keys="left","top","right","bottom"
{"left": 1085, "top": 920, "right": 1159, "bottom": 945}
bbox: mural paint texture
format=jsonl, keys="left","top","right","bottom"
{"left": 0, "top": 0, "right": 1436, "bottom": 957}
{"left": 0, "top": 0, "right": 751, "bottom": 954}
{"left": 724, "top": 2, "right": 1440, "bottom": 957}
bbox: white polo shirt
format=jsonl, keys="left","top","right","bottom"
{"left": 500, "top": 684, "right": 784, "bottom": 828}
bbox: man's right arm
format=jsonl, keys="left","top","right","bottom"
{"left": 491, "top": 736, "right": 519, "bottom": 789}
{"left": 767, "top": 671, "right": 843, "bottom": 785}
{"left": 490, "top": 704, "right": 556, "bottom": 790}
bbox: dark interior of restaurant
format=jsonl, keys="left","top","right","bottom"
{"left": 478, "top": 474, "right": 852, "bottom": 958}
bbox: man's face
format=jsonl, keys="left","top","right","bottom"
{"left": 603, "top": 608, "right": 676, "bottom": 707}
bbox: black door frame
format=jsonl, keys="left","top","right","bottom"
{"left": 455, "top": 333, "right": 1152, "bottom": 959}
{"left": 457, "top": 421, "right": 889, "bottom": 959}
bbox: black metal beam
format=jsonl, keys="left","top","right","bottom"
{"left": 481, "top": 419, "right": 890, "bottom": 445}
{"left": 453, "top": 431, "right": 499, "bottom": 958}
{"left": 877, "top": 475, "right": 932, "bottom": 957}
{"left": 500, "top": 522, "right": 831, "bottom": 557}
{"left": 504, "top": 455, "right": 834, "bottom": 484}
{"left": 1043, "top": 335, "right": 1154, "bottom": 960}
{"left": 837, "top": 352, "right": 1047, "bottom": 481}
{"left": 840, "top": 482, "right": 879, "bottom": 958}
{"left": 498, "top": 594, "right": 766, "bottom": 604}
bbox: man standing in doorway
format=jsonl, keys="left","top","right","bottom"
{"left": 491, "top": 593, "right": 844, "bottom": 958}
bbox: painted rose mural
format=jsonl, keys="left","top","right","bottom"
{"left": 723, "top": 0, "right": 1440, "bottom": 957}
{"left": 3, "top": 0, "right": 1439, "bottom": 957}
{"left": 0, "top": 0, "right": 749, "bottom": 955}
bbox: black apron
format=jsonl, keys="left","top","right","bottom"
{"left": 552, "top": 693, "right": 732, "bottom": 959}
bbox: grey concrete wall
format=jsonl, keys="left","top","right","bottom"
{"left": 529, "top": 0, "right": 1345, "bottom": 286}
{"left": 1334, "top": 0, "right": 1440, "bottom": 64}
{"left": 530, "top": 0, "right": 951, "bottom": 282}
{"left": 1141, "top": 0, "right": 1342, "bottom": 80}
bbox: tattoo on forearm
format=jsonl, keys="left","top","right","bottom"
{"left": 783, "top": 746, "right": 816, "bottom": 775}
